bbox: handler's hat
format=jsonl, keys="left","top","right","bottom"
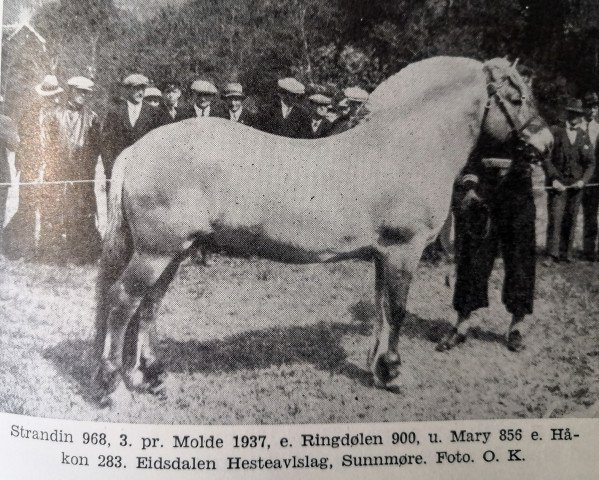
{"left": 67, "top": 76, "right": 94, "bottom": 91}
{"left": 565, "top": 98, "right": 585, "bottom": 114}
{"left": 277, "top": 77, "right": 305, "bottom": 95}
{"left": 35, "top": 75, "right": 63, "bottom": 97}
{"left": 222, "top": 82, "right": 245, "bottom": 98}
{"left": 191, "top": 80, "right": 218, "bottom": 95}
{"left": 122, "top": 73, "right": 150, "bottom": 87}
{"left": 343, "top": 87, "right": 369, "bottom": 103}
{"left": 143, "top": 86, "right": 162, "bottom": 98}
{"left": 308, "top": 93, "right": 332, "bottom": 105}
{"left": 583, "top": 92, "right": 599, "bottom": 107}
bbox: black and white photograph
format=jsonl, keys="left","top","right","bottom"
{"left": 0, "top": 0, "right": 597, "bottom": 426}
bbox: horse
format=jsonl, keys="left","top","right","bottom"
{"left": 94, "top": 56, "right": 553, "bottom": 400}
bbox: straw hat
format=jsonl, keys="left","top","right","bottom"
{"left": 35, "top": 75, "right": 63, "bottom": 97}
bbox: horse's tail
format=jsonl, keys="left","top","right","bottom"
{"left": 95, "top": 154, "right": 134, "bottom": 357}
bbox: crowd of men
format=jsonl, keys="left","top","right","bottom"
{"left": 0, "top": 73, "right": 369, "bottom": 263}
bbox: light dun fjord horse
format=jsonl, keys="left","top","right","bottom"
{"left": 95, "top": 56, "right": 552, "bottom": 400}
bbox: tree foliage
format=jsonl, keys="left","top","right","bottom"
{"left": 3, "top": 0, "right": 599, "bottom": 122}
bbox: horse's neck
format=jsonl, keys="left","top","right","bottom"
{"left": 359, "top": 83, "right": 486, "bottom": 176}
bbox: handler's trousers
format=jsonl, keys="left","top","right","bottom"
{"left": 453, "top": 179, "right": 536, "bottom": 317}
{"left": 546, "top": 189, "right": 582, "bottom": 260}
{"left": 582, "top": 185, "right": 599, "bottom": 259}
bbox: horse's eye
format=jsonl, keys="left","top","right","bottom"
{"left": 511, "top": 98, "right": 523, "bottom": 106}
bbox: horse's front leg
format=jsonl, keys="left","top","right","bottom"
{"left": 370, "top": 235, "right": 428, "bottom": 388}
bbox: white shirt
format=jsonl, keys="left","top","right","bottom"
{"left": 587, "top": 119, "right": 599, "bottom": 148}
{"left": 281, "top": 101, "right": 293, "bottom": 119}
{"left": 194, "top": 104, "right": 211, "bottom": 117}
{"left": 229, "top": 108, "right": 242, "bottom": 122}
{"left": 566, "top": 121, "right": 578, "bottom": 145}
{"left": 311, "top": 118, "right": 322, "bottom": 133}
{"left": 127, "top": 100, "right": 142, "bottom": 127}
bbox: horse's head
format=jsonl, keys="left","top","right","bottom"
{"left": 481, "top": 58, "right": 553, "bottom": 161}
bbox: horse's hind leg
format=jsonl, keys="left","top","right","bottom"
{"left": 370, "top": 234, "right": 429, "bottom": 388}
{"left": 96, "top": 253, "right": 174, "bottom": 396}
{"left": 126, "top": 256, "right": 184, "bottom": 391}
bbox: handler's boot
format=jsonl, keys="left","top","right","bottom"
{"left": 436, "top": 311, "right": 470, "bottom": 352}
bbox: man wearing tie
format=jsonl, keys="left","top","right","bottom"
{"left": 101, "top": 74, "right": 161, "bottom": 180}
{"left": 181, "top": 80, "right": 220, "bottom": 119}
{"left": 259, "top": 77, "right": 311, "bottom": 138}
{"left": 218, "top": 82, "right": 256, "bottom": 127}
{"left": 581, "top": 92, "right": 599, "bottom": 261}
{"left": 159, "top": 81, "right": 185, "bottom": 124}
{"left": 543, "top": 99, "right": 595, "bottom": 264}
{"left": 307, "top": 93, "right": 333, "bottom": 138}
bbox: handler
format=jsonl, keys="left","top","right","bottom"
{"left": 437, "top": 131, "right": 538, "bottom": 353}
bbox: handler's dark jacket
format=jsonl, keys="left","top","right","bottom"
{"left": 259, "top": 102, "right": 311, "bottom": 138}
{"left": 543, "top": 126, "right": 594, "bottom": 186}
{"left": 452, "top": 133, "right": 536, "bottom": 317}
{"left": 101, "top": 101, "right": 161, "bottom": 178}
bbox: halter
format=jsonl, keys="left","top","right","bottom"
{"left": 483, "top": 77, "right": 532, "bottom": 139}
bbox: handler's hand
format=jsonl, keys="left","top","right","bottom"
{"left": 552, "top": 179, "right": 566, "bottom": 192}
{"left": 572, "top": 180, "right": 584, "bottom": 189}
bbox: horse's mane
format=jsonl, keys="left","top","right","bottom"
{"left": 366, "top": 56, "right": 484, "bottom": 116}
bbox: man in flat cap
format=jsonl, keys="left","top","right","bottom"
{"left": 143, "top": 86, "right": 163, "bottom": 108}
{"left": 158, "top": 81, "right": 185, "bottom": 124}
{"left": 217, "top": 82, "right": 256, "bottom": 127}
{"left": 4, "top": 75, "right": 62, "bottom": 260}
{"left": 544, "top": 98, "right": 595, "bottom": 265}
{"left": 181, "top": 80, "right": 221, "bottom": 119}
{"left": 307, "top": 93, "right": 333, "bottom": 138}
{"left": 581, "top": 92, "right": 599, "bottom": 261}
{"left": 328, "top": 87, "right": 369, "bottom": 136}
{"left": 38, "top": 76, "right": 102, "bottom": 263}
{"left": 259, "top": 77, "right": 311, "bottom": 138}
{"left": 101, "top": 74, "right": 161, "bottom": 180}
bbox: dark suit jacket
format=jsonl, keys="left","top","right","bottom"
{"left": 259, "top": 103, "right": 311, "bottom": 139}
{"left": 544, "top": 126, "right": 595, "bottom": 186}
{"left": 308, "top": 118, "right": 333, "bottom": 139}
{"left": 215, "top": 107, "right": 257, "bottom": 128}
{"left": 101, "top": 102, "right": 161, "bottom": 178}
{"left": 178, "top": 104, "right": 224, "bottom": 121}
{"left": 157, "top": 104, "right": 188, "bottom": 125}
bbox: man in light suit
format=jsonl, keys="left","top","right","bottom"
{"left": 101, "top": 74, "right": 161, "bottom": 180}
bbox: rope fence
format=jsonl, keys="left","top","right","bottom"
{"left": 0, "top": 179, "right": 598, "bottom": 191}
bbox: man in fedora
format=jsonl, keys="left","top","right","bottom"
{"left": 3, "top": 75, "right": 62, "bottom": 260}
{"left": 101, "top": 73, "right": 161, "bottom": 180}
{"left": 543, "top": 98, "right": 595, "bottom": 264}
{"left": 328, "top": 86, "right": 369, "bottom": 135}
{"left": 218, "top": 82, "right": 256, "bottom": 127}
{"left": 39, "top": 76, "right": 102, "bottom": 263}
{"left": 581, "top": 92, "right": 599, "bottom": 261}
{"left": 259, "top": 77, "right": 311, "bottom": 138}
{"left": 307, "top": 93, "right": 333, "bottom": 138}
{"left": 181, "top": 80, "right": 221, "bottom": 119}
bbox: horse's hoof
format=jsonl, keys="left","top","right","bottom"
{"left": 507, "top": 330, "right": 525, "bottom": 352}
{"left": 94, "top": 362, "right": 121, "bottom": 395}
{"left": 373, "top": 352, "right": 401, "bottom": 388}
{"left": 143, "top": 360, "right": 166, "bottom": 385}
{"left": 125, "top": 369, "right": 146, "bottom": 389}
{"left": 436, "top": 329, "right": 466, "bottom": 352}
